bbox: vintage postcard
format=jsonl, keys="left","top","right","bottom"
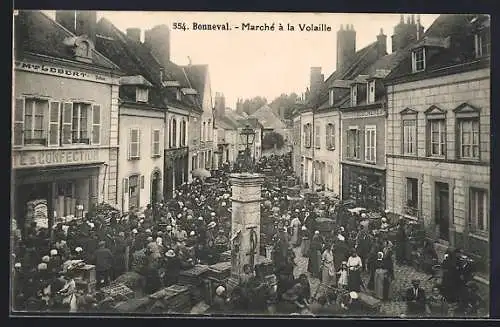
{"left": 11, "top": 10, "right": 490, "bottom": 317}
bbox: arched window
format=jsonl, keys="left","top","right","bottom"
{"left": 172, "top": 118, "right": 177, "bottom": 148}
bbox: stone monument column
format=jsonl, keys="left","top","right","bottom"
{"left": 228, "top": 172, "right": 265, "bottom": 285}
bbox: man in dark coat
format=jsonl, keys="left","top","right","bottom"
{"left": 94, "top": 241, "right": 114, "bottom": 288}
{"left": 405, "top": 279, "right": 426, "bottom": 316}
{"left": 395, "top": 219, "right": 407, "bottom": 265}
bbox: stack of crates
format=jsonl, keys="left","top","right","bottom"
{"left": 73, "top": 264, "right": 96, "bottom": 294}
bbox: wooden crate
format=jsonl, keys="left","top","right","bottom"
{"left": 101, "top": 283, "right": 134, "bottom": 299}
{"left": 207, "top": 261, "right": 232, "bottom": 280}
{"left": 73, "top": 264, "right": 96, "bottom": 283}
{"left": 75, "top": 279, "right": 96, "bottom": 294}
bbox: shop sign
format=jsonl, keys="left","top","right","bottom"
{"left": 13, "top": 149, "right": 100, "bottom": 169}
{"left": 14, "top": 61, "right": 114, "bottom": 84}
{"left": 342, "top": 108, "right": 385, "bottom": 119}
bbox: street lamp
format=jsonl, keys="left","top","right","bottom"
{"left": 239, "top": 124, "right": 256, "bottom": 172}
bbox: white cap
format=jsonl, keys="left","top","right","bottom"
{"left": 147, "top": 236, "right": 154, "bottom": 242}
{"left": 349, "top": 291, "right": 358, "bottom": 300}
{"left": 14, "top": 262, "right": 21, "bottom": 268}
{"left": 132, "top": 229, "right": 138, "bottom": 234}
{"left": 314, "top": 231, "right": 320, "bottom": 235}
{"left": 361, "top": 213, "right": 367, "bottom": 218}
{"left": 338, "top": 235, "right": 345, "bottom": 241}
{"left": 38, "top": 263, "right": 48, "bottom": 270}
{"left": 211, "top": 212, "right": 216, "bottom": 216}
{"left": 301, "top": 226, "right": 307, "bottom": 231}
{"left": 166, "top": 225, "right": 172, "bottom": 231}
{"left": 145, "top": 229, "right": 152, "bottom": 233}
{"left": 216, "top": 286, "right": 226, "bottom": 296}
{"left": 50, "top": 249, "right": 58, "bottom": 256}
{"left": 198, "top": 217, "right": 204, "bottom": 221}
{"left": 384, "top": 209, "right": 390, "bottom": 214}
{"left": 42, "top": 255, "right": 50, "bottom": 263}
{"left": 75, "top": 247, "right": 83, "bottom": 252}
{"left": 190, "top": 231, "right": 196, "bottom": 236}
{"left": 381, "top": 217, "right": 387, "bottom": 222}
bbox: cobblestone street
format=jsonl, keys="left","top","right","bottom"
{"left": 292, "top": 246, "right": 464, "bottom": 317}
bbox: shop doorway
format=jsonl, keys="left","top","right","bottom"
{"left": 435, "top": 182, "right": 450, "bottom": 241}
{"left": 128, "top": 175, "right": 140, "bottom": 210}
{"left": 151, "top": 170, "right": 161, "bottom": 205}
{"left": 16, "top": 182, "right": 51, "bottom": 235}
{"left": 164, "top": 165, "right": 173, "bottom": 200}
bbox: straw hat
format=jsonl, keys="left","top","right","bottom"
{"left": 42, "top": 256, "right": 50, "bottom": 263}
{"left": 50, "top": 249, "right": 58, "bottom": 256}
{"left": 165, "top": 250, "right": 176, "bottom": 258}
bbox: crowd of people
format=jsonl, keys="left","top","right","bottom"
{"left": 10, "top": 153, "right": 485, "bottom": 316}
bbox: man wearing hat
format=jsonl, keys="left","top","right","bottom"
{"left": 405, "top": 279, "right": 426, "bottom": 315}
{"left": 94, "top": 241, "right": 113, "bottom": 288}
{"left": 162, "top": 250, "right": 181, "bottom": 287}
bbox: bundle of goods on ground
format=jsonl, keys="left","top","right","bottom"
{"left": 113, "top": 284, "right": 191, "bottom": 313}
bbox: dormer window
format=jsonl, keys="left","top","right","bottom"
{"left": 351, "top": 85, "right": 358, "bottom": 106}
{"left": 367, "top": 80, "right": 376, "bottom": 104}
{"left": 329, "top": 89, "right": 334, "bottom": 106}
{"left": 412, "top": 47, "right": 426, "bottom": 73}
{"left": 136, "top": 87, "right": 149, "bottom": 103}
{"left": 176, "top": 89, "right": 182, "bottom": 101}
{"left": 474, "top": 30, "right": 490, "bottom": 58}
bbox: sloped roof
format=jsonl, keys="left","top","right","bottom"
{"left": 224, "top": 109, "right": 246, "bottom": 122}
{"left": 386, "top": 14, "right": 483, "bottom": 81}
{"left": 249, "top": 104, "right": 286, "bottom": 130}
{"left": 308, "top": 41, "right": 381, "bottom": 109}
{"left": 182, "top": 64, "right": 208, "bottom": 102}
{"left": 237, "top": 117, "right": 263, "bottom": 129}
{"left": 216, "top": 115, "right": 240, "bottom": 130}
{"left": 95, "top": 18, "right": 201, "bottom": 111}
{"left": 15, "top": 10, "right": 119, "bottom": 70}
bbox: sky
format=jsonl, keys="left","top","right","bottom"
{"left": 45, "top": 11, "right": 439, "bottom": 109}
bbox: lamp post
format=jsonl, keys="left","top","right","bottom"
{"left": 239, "top": 124, "right": 256, "bottom": 173}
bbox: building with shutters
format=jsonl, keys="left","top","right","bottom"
{"left": 385, "top": 14, "right": 490, "bottom": 276}
{"left": 12, "top": 10, "right": 122, "bottom": 232}
{"left": 94, "top": 17, "right": 168, "bottom": 211}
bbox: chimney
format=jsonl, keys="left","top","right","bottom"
{"left": 144, "top": 25, "right": 171, "bottom": 67}
{"left": 377, "top": 28, "right": 387, "bottom": 56}
{"left": 56, "top": 11, "right": 77, "bottom": 33}
{"left": 126, "top": 28, "right": 141, "bottom": 42}
{"left": 309, "top": 67, "right": 324, "bottom": 98}
{"left": 75, "top": 11, "right": 97, "bottom": 44}
{"left": 215, "top": 92, "right": 226, "bottom": 118}
{"left": 336, "top": 24, "right": 356, "bottom": 70}
{"left": 391, "top": 14, "right": 424, "bottom": 52}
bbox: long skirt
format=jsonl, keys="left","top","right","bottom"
{"left": 374, "top": 268, "right": 386, "bottom": 299}
{"left": 301, "top": 237, "right": 310, "bottom": 257}
{"left": 291, "top": 227, "right": 300, "bottom": 246}
{"left": 308, "top": 251, "right": 321, "bottom": 278}
{"left": 348, "top": 270, "right": 361, "bottom": 292}
{"left": 321, "top": 264, "right": 336, "bottom": 287}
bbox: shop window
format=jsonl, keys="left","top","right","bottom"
{"left": 346, "top": 127, "right": 360, "bottom": 159}
{"left": 152, "top": 129, "right": 161, "bottom": 157}
{"left": 91, "top": 105, "right": 101, "bottom": 145}
{"left": 48, "top": 101, "right": 61, "bottom": 146}
{"left": 315, "top": 125, "right": 321, "bottom": 149}
{"left": 405, "top": 178, "right": 419, "bottom": 217}
{"left": 135, "top": 87, "right": 149, "bottom": 103}
{"left": 365, "top": 125, "right": 376, "bottom": 163}
{"left": 128, "top": 128, "right": 141, "bottom": 160}
{"left": 412, "top": 47, "right": 426, "bottom": 72}
{"left": 469, "top": 188, "right": 488, "bottom": 233}
{"left": 57, "top": 181, "right": 74, "bottom": 197}
{"left": 72, "top": 103, "right": 91, "bottom": 144}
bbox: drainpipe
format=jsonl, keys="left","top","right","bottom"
{"left": 339, "top": 108, "right": 343, "bottom": 200}
{"left": 390, "top": 84, "right": 396, "bottom": 220}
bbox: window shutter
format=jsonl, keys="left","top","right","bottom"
{"left": 48, "top": 101, "right": 60, "bottom": 146}
{"left": 141, "top": 175, "right": 145, "bottom": 189}
{"left": 137, "top": 129, "right": 141, "bottom": 157}
{"left": 364, "top": 128, "right": 369, "bottom": 160}
{"left": 373, "top": 128, "right": 377, "bottom": 162}
{"left": 91, "top": 104, "right": 101, "bottom": 145}
{"left": 14, "top": 98, "right": 25, "bottom": 146}
{"left": 123, "top": 178, "right": 129, "bottom": 195}
{"left": 128, "top": 129, "right": 133, "bottom": 159}
{"left": 62, "top": 102, "right": 73, "bottom": 144}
